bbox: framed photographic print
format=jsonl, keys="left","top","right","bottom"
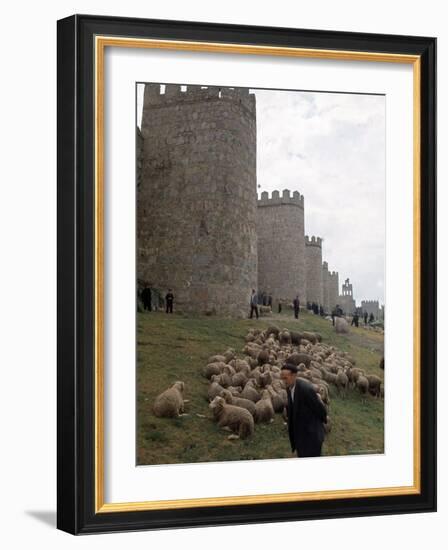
{"left": 57, "top": 14, "right": 436, "bottom": 534}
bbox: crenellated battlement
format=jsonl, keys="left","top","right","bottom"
{"left": 138, "top": 81, "right": 366, "bottom": 316}
{"left": 257, "top": 189, "right": 304, "bottom": 209}
{"left": 143, "top": 83, "right": 256, "bottom": 115}
{"left": 305, "top": 235, "right": 323, "bottom": 247}
{"left": 361, "top": 300, "right": 379, "bottom": 306}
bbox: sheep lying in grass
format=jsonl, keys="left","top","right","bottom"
{"left": 221, "top": 389, "right": 256, "bottom": 416}
{"left": 208, "top": 354, "right": 226, "bottom": 364}
{"left": 203, "top": 361, "right": 226, "bottom": 379}
{"left": 211, "top": 372, "right": 232, "bottom": 388}
{"left": 229, "top": 358, "right": 251, "bottom": 375}
{"left": 257, "top": 349, "right": 270, "bottom": 365}
{"left": 207, "top": 381, "right": 225, "bottom": 402}
{"left": 209, "top": 396, "right": 254, "bottom": 440}
{"left": 266, "top": 385, "right": 285, "bottom": 413}
{"left": 302, "top": 331, "right": 321, "bottom": 345}
{"left": 223, "top": 348, "right": 236, "bottom": 363}
{"left": 232, "top": 371, "right": 248, "bottom": 388}
{"left": 153, "top": 381, "right": 186, "bottom": 418}
{"left": 241, "top": 379, "right": 261, "bottom": 402}
{"left": 288, "top": 352, "right": 312, "bottom": 368}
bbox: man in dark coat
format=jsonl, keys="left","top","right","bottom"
{"left": 141, "top": 285, "right": 152, "bottom": 311}
{"left": 165, "top": 289, "right": 174, "bottom": 314}
{"left": 281, "top": 364, "right": 328, "bottom": 458}
{"left": 249, "top": 289, "right": 259, "bottom": 319}
{"left": 293, "top": 295, "right": 300, "bottom": 319}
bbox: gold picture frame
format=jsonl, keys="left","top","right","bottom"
{"left": 57, "top": 14, "right": 436, "bottom": 534}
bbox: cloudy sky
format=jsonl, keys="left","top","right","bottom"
{"left": 137, "top": 85, "right": 385, "bottom": 305}
{"left": 253, "top": 89, "right": 385, "bottom": 305}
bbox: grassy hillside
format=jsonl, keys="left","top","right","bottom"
{"left": 137, "top": 311, "right": 384, "bottom": 465}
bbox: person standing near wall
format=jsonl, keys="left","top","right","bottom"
{"left": 165, "top": 289, "right": 174, "bottom": 314}
{"left": 250, "top": 289, "right": 259, "bottom": 319}
{"left": 293, "top": 295, "right": 300, "bottom": 319}
{"left": 141, "top": 285, "right": 152, "bottom": 311}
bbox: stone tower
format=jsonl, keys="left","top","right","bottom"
{"left": 322, "top": 261, "right": 330, "bottom": 312}
{"left": 339, "top": 277, "right": 356, "bottom": 313}
{"left": 328, "top": 271, "right": 339, "bottom": 311}
{"left": 257, "top": 190, "right": 306, "bottom": 304}
{"left": 305, "top": 235, "right": 323, "bottom": 305}
{"left": 361, "top": 300, "right": 380, "bottom": 318}
{"left": 138, "top": 84, "right": 257, "bottom": 316}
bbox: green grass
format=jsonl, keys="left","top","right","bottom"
{"left": 137, "top": 310, "right": 384, "bottom": 465}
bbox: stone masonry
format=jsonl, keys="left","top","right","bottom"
{"left": 339, "top": 278, "right": 356, "bottom": 314}
{"left": 322, "top": 261, "right": 330, "bottom": 312}
{"left": 361, "top": 300, "right": 380, "bottom": 318}
{"left": 257, "top": 190, "right": 306, "bottom": 303}
{"left": 328, "top": 271, "right": 340, "bottom": 311}
{"left": 138, "top": 84, "right": 257, "bottom": 316}
{"left": 305, "top": 236, "right": 323, "bottom": 305}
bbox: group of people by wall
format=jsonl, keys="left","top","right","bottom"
{"left": 138, "top": 284, "right": 175, "bottom": 314}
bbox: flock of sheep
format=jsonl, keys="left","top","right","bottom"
{"left": 153, "top": 324, "right": 384, "bottom": 442}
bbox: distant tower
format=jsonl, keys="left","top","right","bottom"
{"left": 342, "top": 278, "right": 353, "bottom": 298}
{"left": 339, "top": 277, "right": 356, "bottom": 313}
{"left": 138, "top": 84, "right": 257, "bottom": 316}
{"left": 322, "top": 261, "right": 330, "bottom": 312}
{"left": 361, "top": 300, "right": 380, "bottom": 318}
{"left": 257, "top": 190, "right": 306, "bottom": 303}
{"left": 305, "top": 236, "right": 323, "bottom": 305}
{"left": 328, "top": 271, "right": 339, "bottom": 311}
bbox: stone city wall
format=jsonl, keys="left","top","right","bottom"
{"left": 257, "top": 190, "right": 306, "bottom": 304}
{"left": 138, "top": 84, "right": 257, "bottom": 316}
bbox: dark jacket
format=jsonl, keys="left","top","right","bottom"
{"left": 286, "top": 378, "right": 327, "bottom": 457}
{"left": 141, "top": 287, "right": 152, "bottom": 302}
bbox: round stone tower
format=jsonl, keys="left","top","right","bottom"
{"left": 257, "top": 190, "right": 306, "bottom": 304}
{"left": 328, "top": 271, "right": 340, "bottom": 311}
{"left": 322, "top": 261, "right": 330, "bottom": 312}
{"left": 138, "top": 84, "right": 258, "bottom": 316}
{"left": 305, "top": 235, "right": 323, "bottom": 305}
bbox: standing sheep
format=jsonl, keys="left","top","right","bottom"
{"left": 356, "top": 375, "right": 369, "bottom": 398}
{"left": 366, "top": 375, "right": 382, "bottom": 397}
{"left": 335, "top": 370, "right": 349, "bottom": 398}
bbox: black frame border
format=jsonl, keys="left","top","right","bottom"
{"left": 57, "top": 14, "right": 436, "bottom": 535}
